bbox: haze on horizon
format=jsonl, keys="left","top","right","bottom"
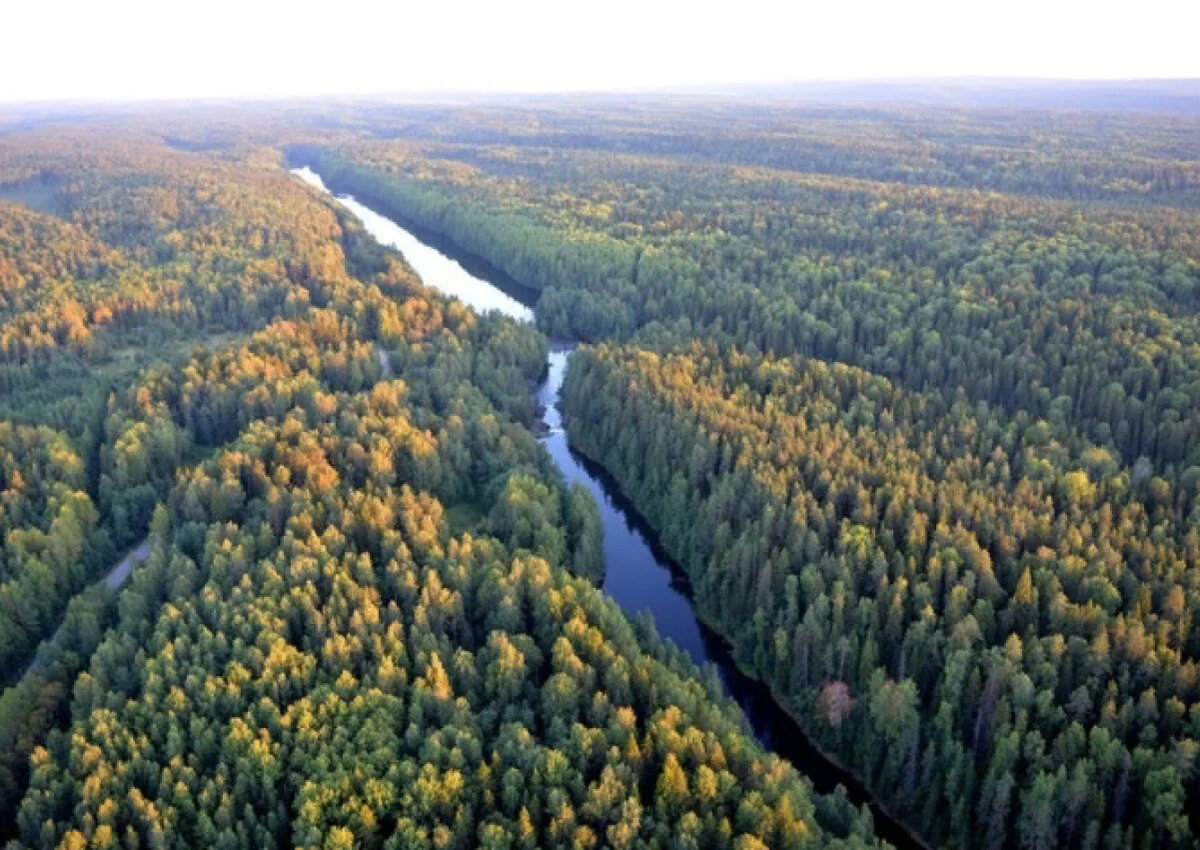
{"left": 3, "top": 0, "right": 1199, "bottom": 104}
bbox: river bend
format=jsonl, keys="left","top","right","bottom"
{"left": 292, "top": 164, "right": 923, "bottom": 850}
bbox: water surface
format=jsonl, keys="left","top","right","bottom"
{"left": 293, "top": 166, "right": 533, "bottom": 321}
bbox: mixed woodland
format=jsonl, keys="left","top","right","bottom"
{"left": 0, "top": 118, "right": 885, "bottom": 849}
{"left": 1, "top": 96, "right": 1199, "bottom": 848}
{"left": 274, "top": 100, "right": 1200, "bottom": 848}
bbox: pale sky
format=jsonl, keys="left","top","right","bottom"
{"left": 2, "top": 0, "right": 1198, "bottom": 103}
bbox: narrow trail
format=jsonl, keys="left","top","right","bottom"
{"left": 13, "top": 346, "right": 391, "bottom": 688}
{"left": 12, "top": 538, "right": 149, "bottom": 681}
{"left": 102, "top": 539, "right": 150, "bottom": 590}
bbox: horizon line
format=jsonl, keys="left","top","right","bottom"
{"left": 4, "top": 75, "right": 1200, "bottom": 110}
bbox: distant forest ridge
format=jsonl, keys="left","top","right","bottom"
{"left": 711, "top": 78, "right": 1200, "bottom": 113}
{"left": 5, "top": 77, "right": 1200, "bottom": 127}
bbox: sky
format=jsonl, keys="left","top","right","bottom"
{"left": 2, "top": 0, "right": 1199, "bottom": 103}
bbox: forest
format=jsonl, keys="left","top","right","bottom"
{"left": 270, "top": 100, "right": 1199, "bottom": 848}
{"left": 0, "top": 118, "right": 886, "bottom": 849}
{"left": 0, "top": 96, "right": 1197, "bottom": 848}
{"left": 563, "top": 343, "right": 1198, "bottom": 848}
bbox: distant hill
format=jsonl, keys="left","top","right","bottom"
{"left": 708, "top": 77, "right": 1200, "bottom": 113}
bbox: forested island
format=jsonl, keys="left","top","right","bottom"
{"left": 0, "top": 93, "right": 1197, "bottom": 849}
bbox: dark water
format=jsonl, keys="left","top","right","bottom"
{"left": 0, "top": 173, "right": 67, "bottom": 216}
{"left": 292, "top": 164, "right": 923, "bottom": 850}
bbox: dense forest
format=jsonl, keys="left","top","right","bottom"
{"left": 255, "top": 99, "right": 1199, "bottom": 848}
{"left": 296, "top": 138, "right": 1200, "bottom": 479}
{"left": 563, "top": 343, "right": 1198, "bottom": 848}
{"left": 1, "top": 96, "right": 1199, "bottom": 848}
{"left": 0, "top": 120, "right": 889, "bottom": 848}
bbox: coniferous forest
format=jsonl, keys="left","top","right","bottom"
{"left": 0, "top": 94, "right": 1198, "bottom": 849}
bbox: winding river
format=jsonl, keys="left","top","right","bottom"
{"left": 292, "top": 164, "right": 923, "bottom": 850}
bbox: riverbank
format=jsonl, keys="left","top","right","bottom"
{"left": 560, "top": 431, "right": 934, "bottom": 850}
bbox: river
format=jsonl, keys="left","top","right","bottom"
{"left": 292, "top": 164, "right": 923, "bottom": 850}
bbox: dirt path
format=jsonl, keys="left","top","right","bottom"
{"left": 11, "top": 538, "right": 149, "bottom": 681}
{"left": 103, "top": 538, "right": 151, "bottom": 590}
